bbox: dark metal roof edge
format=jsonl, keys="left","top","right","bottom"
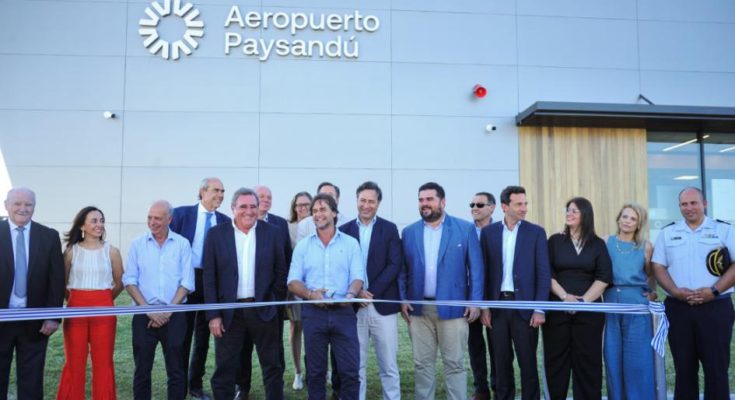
{"left": 516, "top": 101, "right": 735, "bottom": 126}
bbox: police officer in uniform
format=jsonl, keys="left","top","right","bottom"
{"left": 652, "top": 187, "right": 735, "bottom": 400}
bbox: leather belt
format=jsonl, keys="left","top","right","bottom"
{"left": 500, "top": 292, "right": 515, "bottom": 300}
{"left": 424, "top": 297, "right": 436, "bottom": 301}
{"left": 237, "top": 298, "right": 255, "bottom": 303}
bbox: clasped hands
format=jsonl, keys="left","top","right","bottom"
{"left": 673, "top": 286, "right": 716, "bottom": 306}
{"left": 146, "top": 312, "right": 171, "bottom": 329}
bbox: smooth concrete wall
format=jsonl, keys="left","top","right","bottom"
{"left": 2, "top": 0, "right": 735, "bottom": 256}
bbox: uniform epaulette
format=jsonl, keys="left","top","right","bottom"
{"left": 716, "top": 219, "right": 731, "bottom": 225}
{"left": 663, "top": 221, "right": 676, "bottom": 228}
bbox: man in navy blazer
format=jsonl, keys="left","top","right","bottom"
{"left": 170, "top": 177, "right": 230, "bottom": 400}
{"left": 203, "top": 187, "right": 287, "bottom": 400}
{"left": 480, "top": 186, "right": 550, "bottom": 400}
{"left": 0, "top": 187, "right": 64, "bottom": 399}
{"left": 339, "top": 181, "right": 402, "bottom": 400}
{"left": 400, "top": 182, "right": 484, "bottom": 400}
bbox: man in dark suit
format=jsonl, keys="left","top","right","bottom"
{"left": 170, "top": 177, "right": 230, "bottom": 400}
{"left": 203, "top": 187, "right": 287, "bottom": 400}
{"left": 339, "top": 181, "right": 402, "bottom": 400}
{"left": 0, "top": 187, "right": 64, "bottom": 399}
{"left": 480, "top": 186, "right": 551, "bottom": 400}
{"left": 234, "top": 184, "right": 293, "bottom": 400}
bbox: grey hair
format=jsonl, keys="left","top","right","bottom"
{"left": 150, "top": 200, "right": 173, "bottom": 217}
{"left": 231, "top": 187, "right": 260, "bottom": 208}
{"left": 198, "top": 177, "right": 220, "bottom": 200}
{"left": 5, "top": 187, "right": 36, "bottom": 205}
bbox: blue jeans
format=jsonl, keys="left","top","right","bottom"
{"left": 302, "top": 304, "right": 359, "bottom": 400}
{"left": 603, "top": 287, "right": 654, "bottom": 400}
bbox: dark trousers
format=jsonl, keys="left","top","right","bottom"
{"left": 543, "top": 311, "right": 604, "bottom": 400}
{"left": 302, "top": 304, "right": 359, "bottom": 400}
{"left": 236, "top": 308, "right": 286, "bottom": 395}
{"left": 468, "top": 318, "right": 496, "bottom": 395}
{"left": 212, "top": 308, "right": 283, "bottom": 400}
{"left": 665, "top": 296, "right": 734, "bottom": 400}
{"left": 132, "top": 312, "right": 186, "bottom": 400}
{"left": 0, "top": 321, "right": 49, "bottom": 400}
{"left": 490, "top": 309, "right": 539, "bottom": 400}
{"left": 183, "top": 268, "right": 210, "bottom": 393}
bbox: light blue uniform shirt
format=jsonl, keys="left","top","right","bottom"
{"left": 357, "top": 217, "right": 376, "bottom": 288}
{"left": 423, "top": 218, "right": 444, "bottom": 298}
{"left": 653, "top": 216, "right": 735, "bottom": 295}
{"left": 288, "top": 230, "right": 364, "bottom": 299}
{"left": 123, "top": 230, "right": 195, "bottom": 305}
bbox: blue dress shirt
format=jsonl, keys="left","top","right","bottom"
{"left": 423, "top": 219, "right": 444, "bottom": 298}
{"left": 288, "top": 230, "right": 364, "bottom": 299}
{"left": 123, "top": 230, "right": 195, "bottom": 305}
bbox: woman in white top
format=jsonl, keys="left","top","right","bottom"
{"left": 56, "top": 206, "right": 123, "bottom": 400}
{"left": 286, "top": 191, "right": 312, "bottom": 390}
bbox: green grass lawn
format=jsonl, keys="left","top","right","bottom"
{"left": 7, "top": 295, "right": 735, "bottom": 398}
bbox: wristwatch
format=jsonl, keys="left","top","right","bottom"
{"left": 710, "top": 285, "right": 720, "bottom": 297}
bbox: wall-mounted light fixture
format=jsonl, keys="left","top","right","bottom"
{"left": 473, "top": 84, "right": 487, "bottom": 98}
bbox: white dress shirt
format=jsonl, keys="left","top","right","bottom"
{"left": 235, "top": 221, "right": 257, "bottom": 299}
{"left": 501, "top": 219, "right": 520, "bottom": 292}
{"left": 192, "top": 203, "right": 216, "bottom": 269}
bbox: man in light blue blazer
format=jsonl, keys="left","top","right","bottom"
{"left": 399, "top": 182, "right": 484, "bottom": 400}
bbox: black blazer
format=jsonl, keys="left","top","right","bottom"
{"left": 202, "top": 221, "right": 287, "bottom": 329}
{"left": 339, "top": 217, "right": 402, "bottom": 315}
{"left": 266, "top": 212, "right": 293, "bottom": 266}
{"left": 481, "top": 220, "right": 551, "bottom": 320}
{"left": 0, "top": 220, "right": 65, "bottom": 327}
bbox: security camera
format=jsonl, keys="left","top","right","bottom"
{"left": 103, "top": 111, "right": 116, "bottom": 119}
{"left": 485, "top": 124, "right": 497, "bottom": 132}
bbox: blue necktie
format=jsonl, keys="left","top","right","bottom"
{"left": 14, "top": 226, "right": 27, "bottom": 298}
{"left": 203, "top": 212, "right": 214, "bottom": 241}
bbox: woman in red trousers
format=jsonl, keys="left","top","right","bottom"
{"left": 57, "top": 206, "right": 123, "bottom": 400}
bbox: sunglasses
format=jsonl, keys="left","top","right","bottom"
{"left": 469, "top": 203, "right": 492, "bottom": 209}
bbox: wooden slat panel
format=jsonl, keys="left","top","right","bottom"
{"left": 519, "top": 126, "right": 648, "bottom": 237}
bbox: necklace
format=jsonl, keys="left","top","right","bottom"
{"left": 614, "top": 235, "right": 636, "bottom": 255}
{"left": 571, "top": 235, "right": 584, "bottom": 254}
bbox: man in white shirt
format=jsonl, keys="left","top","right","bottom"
{"left": 203, "top": 188, "right": 288, "bottom": 400}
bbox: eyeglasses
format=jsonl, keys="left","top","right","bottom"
{"left": 295, "top": 203, "right": 311, "bottom": 209}
{"left": 565, "top": 208, "right": 580, "bottom": 215}
{"left": 469, "top": 203, "right": 492, "bottom": 209}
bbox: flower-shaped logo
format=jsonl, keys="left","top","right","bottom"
{"left": 139, "top": 0, "right": 204, "bottom": 60}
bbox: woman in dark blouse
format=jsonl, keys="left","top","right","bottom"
{"left": 543, "top": 197, "right": 612, "bottom": 400}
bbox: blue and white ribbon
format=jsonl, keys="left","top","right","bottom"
{"left": 0, "top": 298, "right": 668, "bottom": 356}
{"left": 648, "top": 301, "right": 669, "bottom": 358}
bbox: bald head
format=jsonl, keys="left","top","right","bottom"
{"left": 148, "top": 200, "right": 173, "bottom": 239}
{"left": 678, "top": 187, "right": 707, "bottom": 228}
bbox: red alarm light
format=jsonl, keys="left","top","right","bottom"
{"left": 473, "top": 84, "right": 487, "bottom": 98}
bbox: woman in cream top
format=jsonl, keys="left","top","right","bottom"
{"left": 57, "top": 206, "right": 123, "bottom": 400}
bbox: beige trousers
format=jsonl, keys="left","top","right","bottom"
{"left": 408, "top": 304, "right": 469, "bottom": 400}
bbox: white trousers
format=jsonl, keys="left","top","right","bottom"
{"left": 357, "top": 304, "right": 401, "bottom": 400}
